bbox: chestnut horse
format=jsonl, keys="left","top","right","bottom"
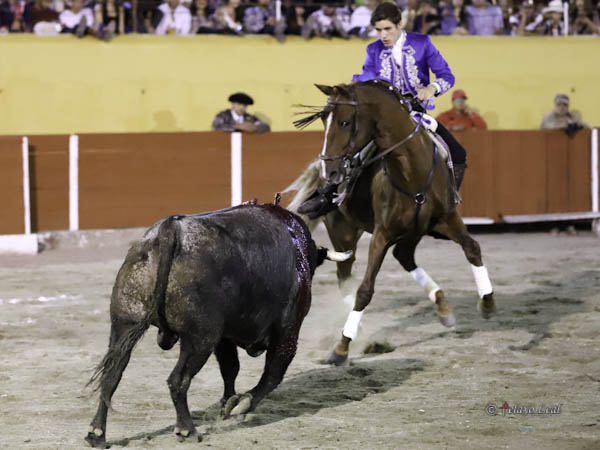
{"left": 288, "top": 81, "right": 496, "bottom": 365}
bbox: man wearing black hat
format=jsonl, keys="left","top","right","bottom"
{"left": 211, "top": 92, "right": 271, "bottom": 133}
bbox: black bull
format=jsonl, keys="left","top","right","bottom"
{"left": 85, "top": 203, "right": 349, "bottom": 448}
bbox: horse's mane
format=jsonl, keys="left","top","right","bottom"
{"left": 293, "top": 81, "right": 413, "bottom": 130}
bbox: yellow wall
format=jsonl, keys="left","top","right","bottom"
{"left": 0, "top": 34, "right": 598, "bottom": 134}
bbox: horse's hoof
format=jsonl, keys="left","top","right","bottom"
{"left": 326, "top": 348, "right": 348, "bottom": 366}
{"left": 84, "top": 430, "right": 106, "bottom": 448}
{"left": 223, "top": 393, "right": 253, "bottom": 417}
{"left": 438, "top": 313, "right": 456, "bottom": 327}
{"left": 478, "top": 293, "right": 496, "bottom": 319}
{"left": 434, "top": 291, "right": 455, "bottom": 327}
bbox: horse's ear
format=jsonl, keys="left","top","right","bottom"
{"left": 315, "top": 84, "right": 334, "bottom": 96}
{"left": 333, "top": 85, "right": 352, "bottom": 99}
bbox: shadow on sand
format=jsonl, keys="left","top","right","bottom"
{"left": 108, "top": 357, "right": 424, "bottom": 447}
{"left": 362, "top": 269, "right": 598, "bottom": 354}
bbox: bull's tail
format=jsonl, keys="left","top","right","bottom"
{"left": 87, "top": 216, "right": 181, "bottom": 407}
{"left": 283, "top": 160, "right": 323, "bottom": 232}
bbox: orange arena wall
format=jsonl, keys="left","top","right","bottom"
{"left": 0, "top": 130, "right": 598, "bottom": 234}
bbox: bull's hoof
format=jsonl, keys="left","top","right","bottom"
{"left": 84, "top": 428, "right": 106, "bottom": 448}
{"left": 223, "top": 393, "right": 253, "bottom": 418}
{"left": 326, "top": 347, "right": 348, "bottom": 366}
{"left": 174, "top": 426, "right": 201, "bottom": 443}
{"left": 477, "top": 293, "right": 496, "bottom": 319}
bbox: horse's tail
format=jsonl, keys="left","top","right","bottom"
{"left": 88, "top": 216, "right": 181, "bottom": 407}
{"left": 283, "top": 160, "right": 324, "bottom": 232}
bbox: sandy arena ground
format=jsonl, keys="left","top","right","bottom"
{"left": 1, "top": 226, "right": 599, "bottom": 450}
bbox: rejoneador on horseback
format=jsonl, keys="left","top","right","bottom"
{"left": 288, "top": 2, "right": 496, "bottom": 366}
{"left": 298, "top": 2, "right": 468, "bottom": 219}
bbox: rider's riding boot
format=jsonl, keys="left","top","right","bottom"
{"left": 297, "top": 184, "right": 338, "bottom": 219}
{"left": 454, "top": 163, "right": 467, "bottom": 190}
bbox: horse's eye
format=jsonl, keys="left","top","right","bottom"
{"left": 340, "top": 120, "right": 350, "bottom": 128}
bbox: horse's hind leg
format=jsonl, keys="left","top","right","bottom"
{"left": 324, "top": 210, "right": 363, "bottom": 303}
{"left": 433, "top": 212, "right": 496, "bottom": 318}
{"left": 392, "top": 239, "right": 456, "bottom": 327}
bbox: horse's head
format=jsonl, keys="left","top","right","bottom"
{"left": 311, "top": 83, "right": 376, "bottom": 183}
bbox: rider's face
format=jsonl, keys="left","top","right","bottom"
{"left": 374, "top": 20, "right": 403, "bottom": 47}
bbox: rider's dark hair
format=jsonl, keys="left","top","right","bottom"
{"left": 370, "top": 3, "right": 402, "bottom": 26}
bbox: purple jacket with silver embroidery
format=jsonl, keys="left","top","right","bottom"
{"left": 352, "top": 32, "right": 455, "bottom": 110}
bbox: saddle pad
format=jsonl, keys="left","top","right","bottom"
{"left": 410, "top": 111, "right": 449, "bottom": 161}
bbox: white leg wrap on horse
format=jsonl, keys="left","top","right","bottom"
{"left": 410, "top": 268, "right": 441, "bottom": 303}
{"left": 471, "top": 264, "right": 493, "bottom": 298}
{"left": 342, "top": 310, "right": 363, "bottom": 341}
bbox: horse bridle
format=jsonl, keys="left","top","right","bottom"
{"left": 320, "top": 86, "right": 440, "bottom": 232}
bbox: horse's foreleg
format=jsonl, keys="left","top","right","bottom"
{"left": 327, "top": 229, "right": 390, "bottom": 366}
{"left": 433, "top": 212, "right": 496, "bottom": 318}
{"left": 324, "top": 210, "right": 363, "bottom": 302}
{"left": 392, "top": 240, "right": 456, "bottom": 327}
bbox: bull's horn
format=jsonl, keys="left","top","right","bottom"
{"left": 326, "top": 250, "right": 353, "bottom": 262}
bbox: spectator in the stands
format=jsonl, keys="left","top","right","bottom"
{"left": 214, "top": 0, "right": 243, "bottom": 34}
{"left": 283, "top": 1, "right": 306, "bottom": 36}
{"left": 436, "top": 89, "right": 488, "bottom": 132}
{"left": 439, "top": 0, "right": 469, "bottom": 35}
{"left": 400, "top": 0, "right": 418, "bottom": 31}
{"left": 212, "top": 92, "right": 271, "bottom": 134}
{"left": 413, "top": 0, "right": 441, "bottom": 34}
{"left": 1, "top": 0, "right": 26, "bottom": 32}
{"left": 190, "top": 0, "right": 218, "bottom": 34}
{"left": 154, "top": 0, "right": 192, "bottom": 35}
{"left": 23, "top": 0, "right": 60, "bottom": 34}
{"left": 570, "top": 0, "right": 599, "bottom": 35}
{"left": 541, "top": 0, "right": 564, "bottom": 36}
{"left": 138, "top": 0, "right": 161, "bottom": 33}
{"left": 465, "top": 0, "right": 503, "bottom": 35}
{"left": 541, "top": 94, "right": 590, "bottom": 131}
{"left": 509, "top": 0, "right": 543, "bottom": 36}
{"left": 59, "top": 0, "right": 93, "bottom": 37}
{"left": 93, "top": 0, "right": 124, "bottom": 38}
{"left": 301, "top": 4, "right": 350, "bottom": 39}
{"left": 244, "top": 0, "right": 285, "bottom": 40}
{"left": 349, "top": 0, "right": 381, "bottom": 38}
{"left": 497, "top": 0, "right": 513, "bottom": 35}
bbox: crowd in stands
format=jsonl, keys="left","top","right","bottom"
{"left": 1, "top": 0, "right": 598, "bottom": 39}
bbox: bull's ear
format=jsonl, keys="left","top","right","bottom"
{"left": 315, "top": 84, "right": 334, "bottom": 96}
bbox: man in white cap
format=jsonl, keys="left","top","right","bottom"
{"left": 211, "top": 92, "right": 270, "bottom": 134}
{"left": 541, "top": 93, "right": 589, "bottom": 131}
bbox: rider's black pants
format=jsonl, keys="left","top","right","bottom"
{"left": 435, "top": 122, "right": 467, "bottom": 165}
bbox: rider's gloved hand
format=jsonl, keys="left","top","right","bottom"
{"left": 416, "top": 85, "right": 437, "bottom": 102}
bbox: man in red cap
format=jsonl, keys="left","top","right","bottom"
{"left": 436, "top": 89, "right": 488, "bottom": 132}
